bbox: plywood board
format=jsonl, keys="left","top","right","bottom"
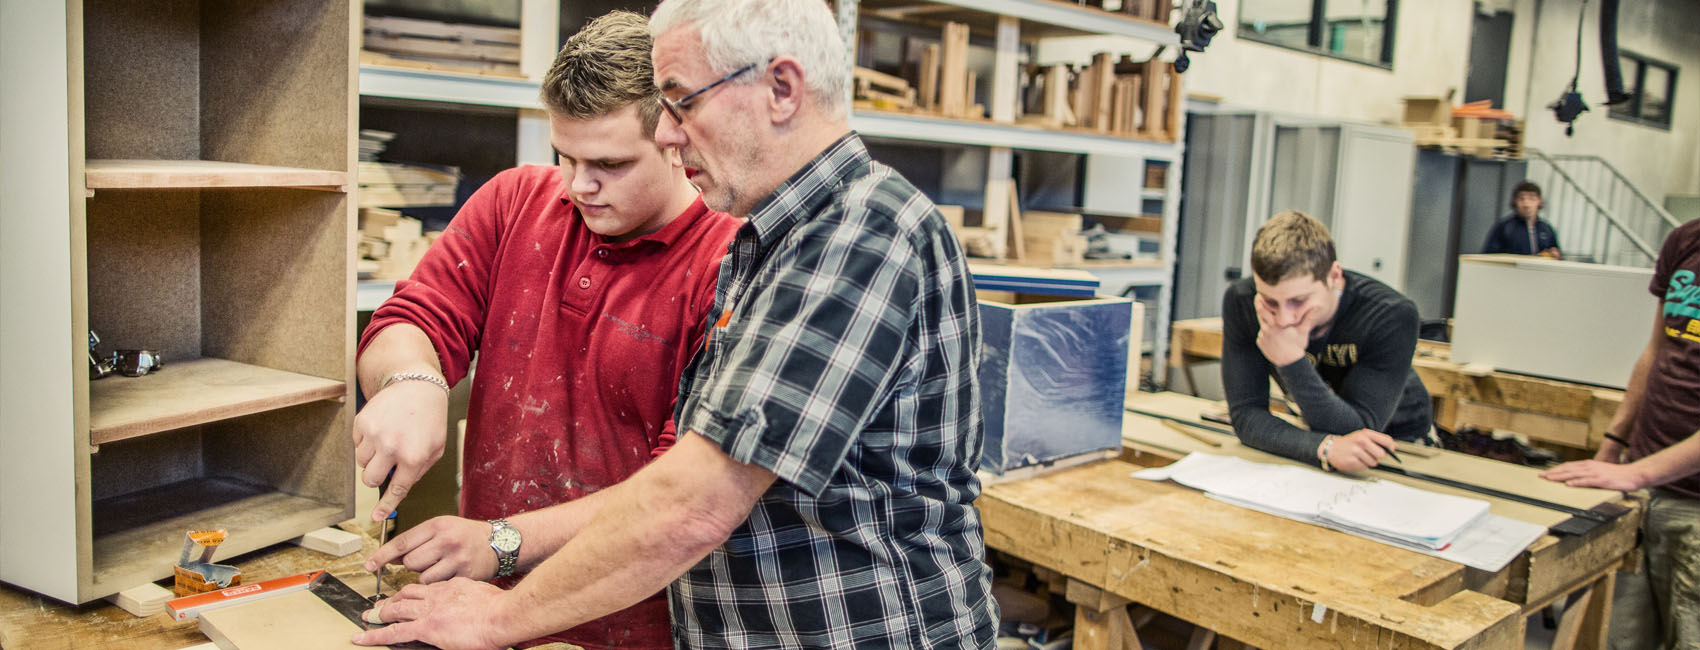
{"left": 86, "top": 160, "right": 346, "bottom": 190}
{"left": 199, "top": 590, "right": 366, "bottom": 650}
{"left": 89, "top": 358, "right": 345, "bottom": 445}
{"left": 918, "top": 44, "right": 940, "bottom": 110}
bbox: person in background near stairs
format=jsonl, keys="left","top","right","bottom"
{"left": 1481, "top": 181, "right": 1562, "bottom": 259}
{"left": 1220, "top": 210, "right": 1436, "bottom": 473}
{"left": 1542, "top": 219, "right": 1700, "bottom": 650}
{"left": 351, "top": 11, "right": 740, "bottom": 650}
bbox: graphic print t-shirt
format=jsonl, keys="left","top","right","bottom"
{"left": 1629, "top": 219, "right": 1700, "bottom": 500}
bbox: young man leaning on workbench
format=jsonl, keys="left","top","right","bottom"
{"left": 1220, "top": 210, "right": 1434, "bottom": 471}
{"left": 1541, "top": 219, "right": 1700, "bottom": 650}
{"left": 350, "top": 11, "right": 740, "bottom": 649}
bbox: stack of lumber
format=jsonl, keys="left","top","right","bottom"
{"left": 1401, "top": 97, "right": 1522, "bottom": 159}
{"left": 1021, "top": 211, "right": 1088, "bottom": 267}
{"left": 362, "top": 14, "right": 522, "bottom": 77}
{"left": 1018, "top": 53, "right": 1183, "bottom": 142}
{"left": 358, "top": 129, "right": 395, "bottom": 162}
{"left": 851, "top": 66, "right": 917, "bottom": 111}
{"left": 357, "top": 161, "right": 459, "bottom": 208}
{"left": 359, "top": 208, "right": 441, "bottom": 281}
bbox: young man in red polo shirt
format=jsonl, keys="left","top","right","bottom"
{"left": 351, "top": 11, "right": 739, "bottom": 649}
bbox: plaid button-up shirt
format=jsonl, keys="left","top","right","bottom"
{"left": 667, "top": 134, "right": 996, "bottom": 649}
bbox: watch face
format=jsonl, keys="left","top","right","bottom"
{"left": 491, "top": 526, "right": 521, "bottom": 553}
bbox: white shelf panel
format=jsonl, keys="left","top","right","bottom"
{"left": 359, "top": 64, "right": 542, "bottom": 109}
{"left": 851, "top": 111, "right": 1180, "bottom": 158}
{"left": 941, "top": 0, "right": 1177, "bottom": 42}
{"left": 357, "top": 280, "right": 397, "bottom": 312}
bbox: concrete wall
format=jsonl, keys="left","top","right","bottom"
{"left": 1505, "top": 0, "right": 1700, "bottom": 201}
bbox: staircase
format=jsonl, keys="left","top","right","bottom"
{"left": 1522, "top": 150, "right": 1683, "bottom": 268}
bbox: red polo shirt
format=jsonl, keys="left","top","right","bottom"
{"left": 359, "top": 164, "right": 739, "bottom": 649}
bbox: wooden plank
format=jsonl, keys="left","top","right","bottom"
{"left": 1165, "top": 62, "right": 1184, "bottom": 141}
{"left": 89, "top": 358, "right": 347, "bottom": 446}
{"left": 938, "top": 22, "right": 969, "bottom": 118}
{"left": 363, "top": 31, "right": 521, "bottom": 64}
{"left": 85, "top": 160, "right": 346, "bottom": 191}
{"left": 1574, "top": 571, "right": 1615, "bottom": 650}
{"left": 364, "top": 14, "right": 521, "bottom": 45}
{"left": 200, "top": 590, "right": 366, "bottom": 650}
{"left": 1140, "top": 58, "right": 1165, "bottom": 139}
{"left": 918, "top": 44, "right": 940, "bottom": 111}
{"left": 1453, "top": 400, "right": 1591, "bottom": 448}
{"left": 1092, "top": 53, "right": 1114, "bottom": 132}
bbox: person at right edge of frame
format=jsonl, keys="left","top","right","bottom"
{"left": 1481, "top": 181, "right": 1562, "bottom": 259}
{"left": 1540, "top": 219, "right": 1700, "bottom": 650}
{"left": 1221, "top": 210, "right": 1435, "bottom": 472}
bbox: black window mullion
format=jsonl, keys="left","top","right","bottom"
{"left": 1381, "top": 0, "right": 1398, "bottom": 65}
{"left": 1308, "top": 0, "right": 1326, "bottom": 48}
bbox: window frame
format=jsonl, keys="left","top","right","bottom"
{"left": 1236, "top": 0, "right": 1400, "bottom": 69}
{"left": 1608, "top": 51, "right": 1677, "bottom": 130}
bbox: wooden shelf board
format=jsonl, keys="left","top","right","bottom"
{"left": 89, "top": 358, "right": 346, "bottom": 446}
{"left": 91, "top": 477, "right": 345, "bottom": 592}
{"left": 85, "top": 160, "right": 347, "bottom": 191}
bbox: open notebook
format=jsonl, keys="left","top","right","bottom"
{"left": 1134, "top": 452, "right": 1545, "bottom": 570}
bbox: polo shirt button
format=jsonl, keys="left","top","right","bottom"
{"left": 578, "top": 277, "right": 591, "bottom": 289}
{"left": 597, "top": 249, "right": 608, "bottom": 259}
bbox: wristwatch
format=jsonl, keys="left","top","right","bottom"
{"left": 488, "top": 518, "right": 522, "bottom": 578}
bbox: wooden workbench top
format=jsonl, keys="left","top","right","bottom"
{"left": 0, "top": 526, "right": 411, "bottom": 650}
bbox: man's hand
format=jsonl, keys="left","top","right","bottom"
{"left": 354, "top": 579, "right": 512, "bottom": 650}
{"left": 1538, "top": 247, "right": 1562, "bottom": 260}
{"left": 1540, "top": 460, "right": 1648, "bottom": 491}
{"left": 353, "top": 380, "right": 450, "bottom": 521}
{"left": 366, "top": 516, "right": 498, "bottom": 584}
{"left": 1254, "top": 299, "right": 1312, "bottom": 367}
{"left": 1321, "top": 429, "right": 1397, "bottom": 472}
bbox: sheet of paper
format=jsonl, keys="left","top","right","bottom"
{"left": 1134, "top": 452, "right": 1548, "bottom": 571}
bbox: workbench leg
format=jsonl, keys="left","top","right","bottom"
{"left": 1068, "top": 578, "right": 1140, "bottom": 650}
{"left": 1185, "top": 627, "right": 1217, "bottom": 650}
{"left": 1550, "top": 580, "right": 1600, "bottom": 650}
{"left": 1075, "top": 603, "right": 1141, "bottom": 650}
{"left": 1574, "top": 571, "right": 1616, "bottom": 650}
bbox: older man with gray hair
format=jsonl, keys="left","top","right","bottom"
{"left": 353, "top": 1, "right": 997, "bottom": 648}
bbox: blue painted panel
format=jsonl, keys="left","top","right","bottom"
{"left": 978, "top": 298, "right": 1131, "bottom": 473}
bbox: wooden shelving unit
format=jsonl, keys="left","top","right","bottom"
{"left": 838, "top": 0, "right": 1186, "bottom": 382}
{"left": 0, "top": 0, "right": 357, "bottom": 604}
{"left": 85, "top": 160, "right": 348, "bottom": 191}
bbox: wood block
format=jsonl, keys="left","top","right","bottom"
{"left": 1043, "top": 65, "right": 1070, "bottom": 126}
{"left": 292, "top": 527, "right": 362, "bottom": 557}
{"left": 1165, "top": 62, "right": 1184, "bottom": 141}
{"left": 1006, "top": 183, "right": 1026, "bottom": 263}
{"left": 965, "top": 72, "right": 979, "bottom": 118}
{"left": 938, "top": 22, "right": 969, "bottom": 118}
{"left": 1140, "top": 58, "right": 1166, "bottom": 138}
{"left": 107, "top": 582, "right": 174, "bottom": 617}
{"left": 1092, "top": 53, "right": 1115, "bottom": 132}
{"left": 199, "top": 590, "right": 365, "bottom": 650}
{"left": 919, "top": 44, "right": 940, "bottom": 110}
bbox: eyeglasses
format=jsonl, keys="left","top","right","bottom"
{"left": 660, "top": 60, "right": 765, "bottom": 125}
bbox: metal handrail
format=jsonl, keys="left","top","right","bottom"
{"left": 1525, "top": 148, "right": 1658, "bottom": 259}
{"left": 1542, "top": 152, "right": 1684, "bottom": 229}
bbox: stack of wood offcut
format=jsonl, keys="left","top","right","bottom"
{"left": 851, "top": 21, "right": 979, "bottom": 120}
{"left": 1019, "top": 53, "right": 1184, "bottom": 142}
{"left": 362, "top": 14, "right": 522, "bottom": 77}
{"left": 1401, "top": 97, "right": 1524, "bottom": 159}
{"left": 358, "top": 161, "right": 459, "bottom": 209}
{"left": 359, "top": 208, "right": 441, "bottom": 281}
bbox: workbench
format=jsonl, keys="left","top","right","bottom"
{"left": 1166, "top": 317, "right": 1625, "bottom": 453}
{"left": 0, "top": 527, "right": 413, "bottom": 650}
{"left": 978, "top": 391, "right": 1640, "bottom": 650}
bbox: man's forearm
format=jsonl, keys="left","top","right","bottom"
{"left": 358, "top": 323, "right": 445, "bottom": 400}
{"left": 486, "top": 434, "right": 771, "bottom": 645}
{"left": 1629, "top": 431, "right": 1700, "bottom": 488}
{"left": 1609, "top": 344, "right": 1656, "bottom": 437}
{"left": 504, "top": 488, "right": 614, "bottom": 574}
